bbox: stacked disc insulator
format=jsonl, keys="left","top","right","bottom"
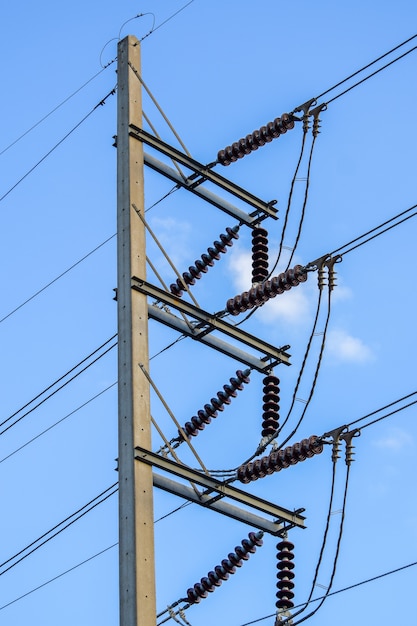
{"left": 180, "top": 369, "right": 251, "bottom": 439}
{"left": 276, "top": 539, "right": 295, "bottom": 610}
{"left": 262, "top": 374, "right": 280, "bottom": 438}
{"left": 226, "top": 265, "right": 307, "bottom": 316}
{"left": 252, "top": 227, "right": 269, "bottom": 284}
{"left": 170, "top": 226, "right": 239, "bottom": 297}
{"left": 186, "top": 531, "right": 264, "bottom": 604}
{"left": 217, "top": 114, "right": 296, "bottom": 166}
{"left": 237, "top": 436, "right": 323, "bottom": 483}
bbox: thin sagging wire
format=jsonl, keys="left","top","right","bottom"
{"left": 0, "top": 485, "right": 118, "bottom": 577}
{"left": 315, "top": 33, "right": 417, "bottom": 101}
{"left": 0, "top": 381, "right": 117, "bottom": 465}
{"left": 0, "top": 341, "right": 117, "bottom": 436}
{"left": 0, "top": 234, "right": 116, "bottom": 325}
{"left": 0, "top": 88, "right": 116, "bottom": 205}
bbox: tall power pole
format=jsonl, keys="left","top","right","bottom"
{"left": 117, "top": 36, "right": 157, "bottom": 626}
{"left": 116, "top": 34, "right": 308, "bottom": 626}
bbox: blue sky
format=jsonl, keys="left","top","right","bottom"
{"left": 1, "top": 1, "right": 417, "bottom": 625}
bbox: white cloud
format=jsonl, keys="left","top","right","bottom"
{"left": 372, "top": 427, "right": 413, "bottom": 452}
{"left": 148, "top": 217, "right": 192, "bottom": 267}
{"left": 327, "top": 328, "right": 374, "bottom": 363}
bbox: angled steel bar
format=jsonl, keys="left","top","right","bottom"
{"left": 148, "top": 304, "right": 278, "bottom": 372}
{"left": 130, "top": 125, "right": 278, "bottom": 219}
{"left": 136, "top": 447, "right": 306, "bottom": 528}
{"left": 153, "top": 473, "right": 285, "bottom": 536}
{"left": 132, "top": 277, "right": 291, "bottom": 368}
{"left": 144, "top": 153, "right": 260, "bottom": 226}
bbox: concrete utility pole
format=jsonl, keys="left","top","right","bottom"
{"left": 117, "top": 35, "right": 156, "bottom": 626}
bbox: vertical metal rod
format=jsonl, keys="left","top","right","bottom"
{"left": 117, "top": 36, "right": 156, "bottom": 626}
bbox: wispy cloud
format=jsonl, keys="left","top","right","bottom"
{"left": 148, "top": 216, "right": 192, "bottom": 267}
{"left": 326, "top": 328, "right": 374, "bottom": 363}
{"left": 372, "top": 427, "right": 414, "bottom": 451}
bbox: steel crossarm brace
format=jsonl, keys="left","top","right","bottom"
{"left": 135, "top": 447, "right": 306, "bottom": 529}
{"left": 152, "top": 473, "right": 286, "bottom": 536}
{"left": 129, "top": 125, "right": 278, "bottom": 219}
{"left": 144, "top": 152, "right": 260, "bottom": 227}
{"left": 148, "top": 305, "right": 278, "bottom": 372}
{"left": 131, "top": 277, "right": 291, "bottom": 368}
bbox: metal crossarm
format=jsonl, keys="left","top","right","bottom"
{"left": 135, "top": 447, "right": 306, "bottom": 529}
{"left": 131, "top": 277, "right": 291, "bottom": 370}
{"left": 129, "top": 125, "right": 278, "bottom": 219}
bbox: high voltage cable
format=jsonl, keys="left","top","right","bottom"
{"left": 0, "top": 62, "right": 116, "bottom": 158}
{"left": 0, "top": 484, "right": 118, "bottom": 577}
{"left": 328, "top": 203, "right": 417, "bottom": 258}
{"left": 0, "top": 234, "right": 116, "bottom": 324}
{"left": 0, "top": 543, "right": 118, "bottom": 613}
{"left": 315, "top": 33, "right": 417, "bottom": 101}
{"left": 325, "top": 44, "right": 417, "bottom": 105}
{"left": 0, "top": 88, "right": 116, "bottom": 205}
{"left": 0, "top": 336, "right": 117, "bottom": 435}
{"left": 238, "top": 559, "right": 417, "bottom": 626}
{"left": 0, "top": 381, "right": 117, "bottom": 465}
{"left": 1, "top": 1, "right": 195, "bottom": 159}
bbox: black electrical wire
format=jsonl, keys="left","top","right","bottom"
{"left": 325, "top": 44, "right": 417, "bottom": 105}
{"left": 284, "top": 135, "right": 317, "bottom": 272}
{"left": 0, "top": 338, "right": 117, "bottom": 436}
{"left": 0, "top": 484, "right": 118, "bottom": 577}
{"left": 0, "top": 234, "right": 116, "bottom": 325}
{"left": 238, "top": 558, "right": 417, "bottom": 626}
{"left": 328, "top": 203, "right": 417, "bottom": 258}
{"left": 0, "top": 381, "right": 117, "bottom": 465}
{"left": 140, "top": 0, "right": 196, "bottom": 41}
{"left": 268, "top": 130, "right": 309, "bottom": 278}
{"left": 279, "top": 457, "right": 338, "bottom": 625}
{"left": 0, "top": 334, "right": 116, "bottom": 428}
{"left": 315, "top": 33, "right": 417, "bottom": 101}
{"left": 0, "top": 87, "right": 116, "bottom": 205}
{"left": 0, "top": 543, "right": 118, "bottom": 613}
{"left": 0, "top": 63, "right": 116, "bottom": 158}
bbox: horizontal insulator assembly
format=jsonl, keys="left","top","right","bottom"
{"left": 226, "top": 265, "right": 308, "bottom": 316}
{"left": 170, "top": 226, "right": 239, "bottom": 297}
{"left": 178, "top": 369, "right": 251, "bottom": 440}
{"left": 237, "top": 435, "right": 324, "bottom": 483}
{"left": 185, "top": 531, "right": 264, "bottom": 604}
{"left": 217, "top": 113, "right": 297, "bottom": 166}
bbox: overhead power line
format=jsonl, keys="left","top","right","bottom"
{"left": 0, "top": 484, "right": 118, "bottom": 577}
{"left": 0, "top": 62, "right": 116, "bottom": 158}
{"left": 0, "top": 543, "right": 118, "bottom": 613}
{"left": 238, "top": 559, "right": 417, "bottom": 626}
{"left": 0, "top": 336, "right": 117, "bottom": 436}
{"left": 0, "top": 381, "right": 117, "bottom": 465}
{"left": 0, "top": 88, "right": 116, "bottom": 205}
{"left": 0, "top": 234, "right": 116, "bottom": 325}
{"left": 315, "top": 33, "right": 417, "bottom": 101}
